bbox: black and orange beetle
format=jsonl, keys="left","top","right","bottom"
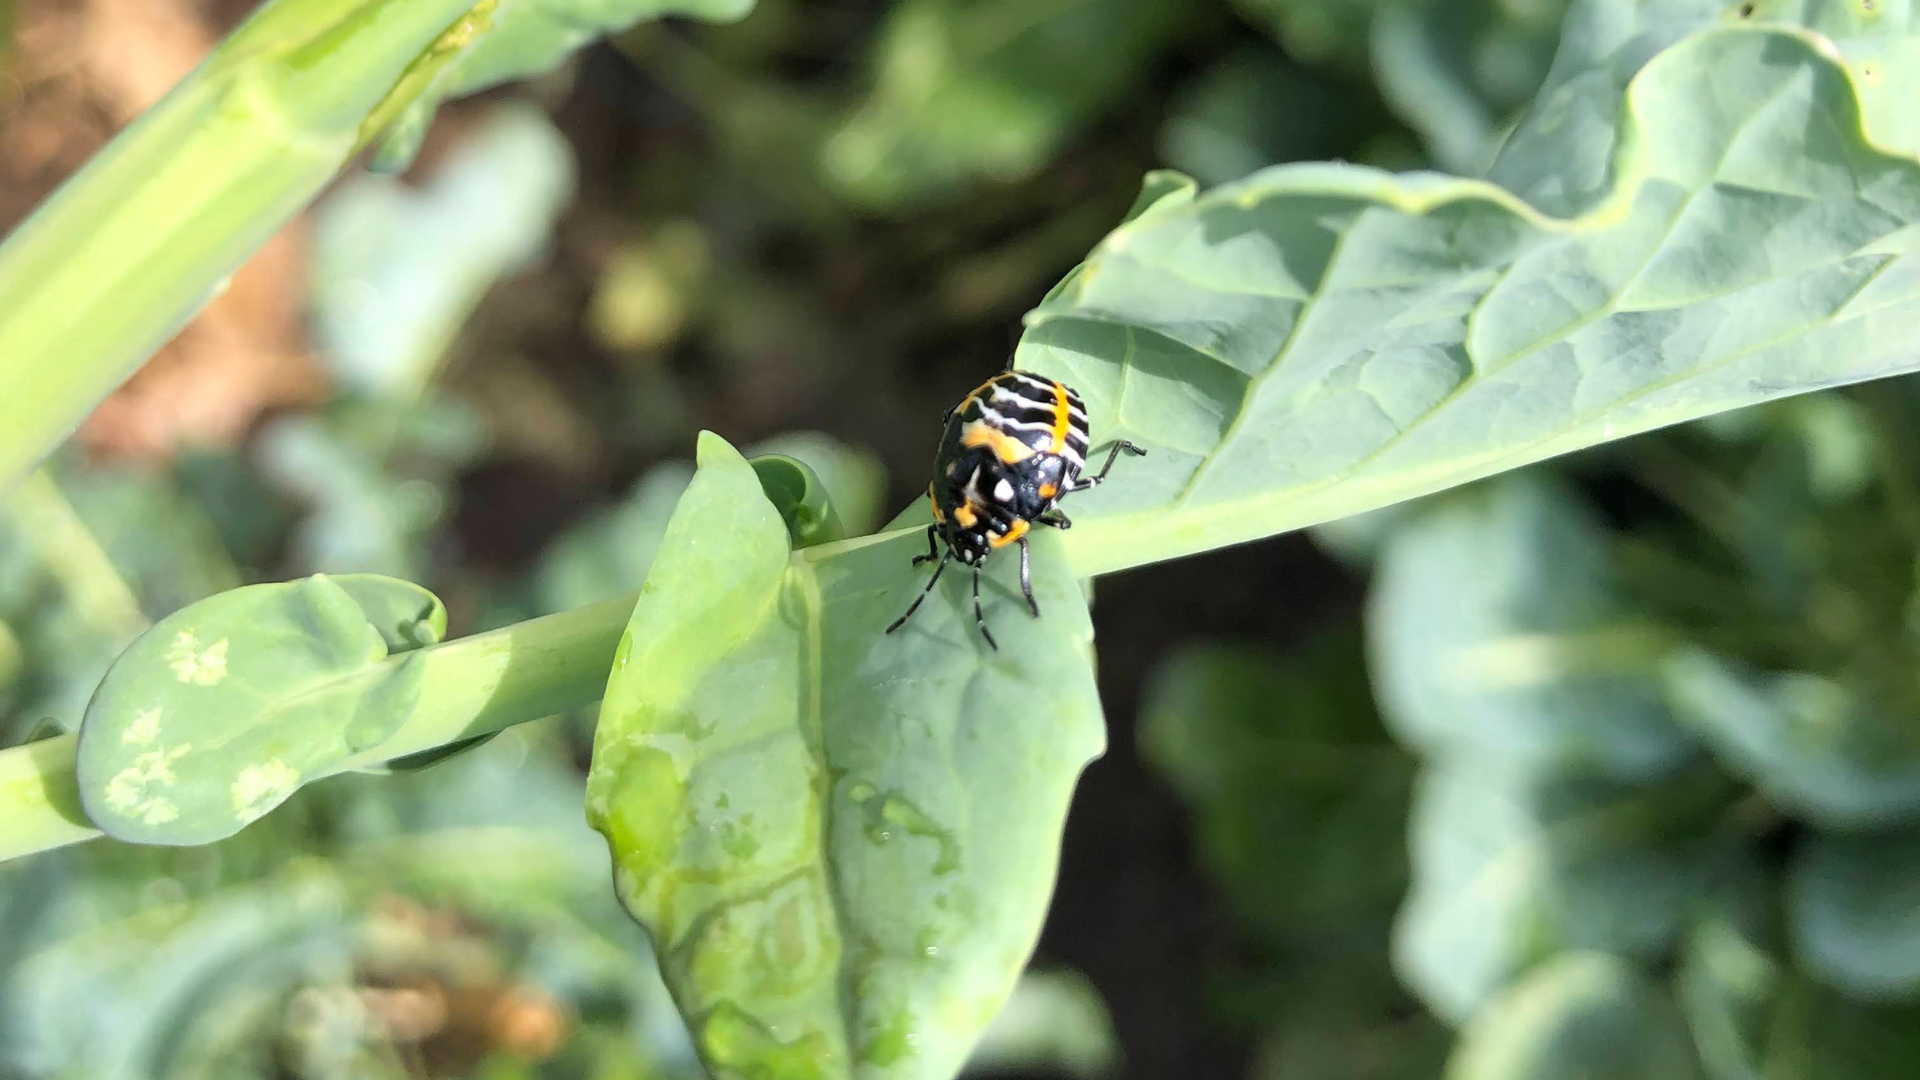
{"left": 886, "top": 368, "right": 1144, "bottom": 649}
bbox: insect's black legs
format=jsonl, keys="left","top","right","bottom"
{"left": 972, "top": 567, "right": 999, "bottom": 651}
{"left": 912, "top": 523, "right": 940, "bottom": 566}
{"left": 1068, "top": 440, "right": 1147, "bottom": 492}
{"left": 887, "top": 552, "right": 950, "bottom": 635}
{"left": 1018, "top": 536, "right": 1039, "bottom": 618}
{"left": 1037, "top": 509, "right": 1072, "bottom": 530}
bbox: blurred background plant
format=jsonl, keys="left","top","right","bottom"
{"left": 4, "top": 0, "right": 1916, "bottom": 1078}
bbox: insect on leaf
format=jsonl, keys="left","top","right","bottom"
{"left": 587, "top": 433, "right": 1104, "bottom": 1080}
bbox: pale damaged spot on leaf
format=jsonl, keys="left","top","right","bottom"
{"left": 166, "top": 630, "right": 229, "bottom": 685}
{"left": 231, "top": 759, "right": 301, "bottom": 823}
{"left": 103, "top": 744, "right": 192, "bottom": 826}
{"left": 121, "top": 707, "right": 162, "bottom": 745}
{"left": 78, "top": 574, "right": 447, "bottom": 846}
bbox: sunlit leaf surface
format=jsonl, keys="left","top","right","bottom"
{"left": 1016, "top": 23, "right": 1920, "bottom": 577}
{"left": 75, "top": 575, "right": 445, "bottom": 845}
{"left": 588, "top": 433, "right": 1104, "bottom": 1080}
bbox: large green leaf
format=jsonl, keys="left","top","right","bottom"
{"left": 1395, "top": 758, "right": 1730, "bottom": 1023}
{"left": 1787, "top": 826, "right": 1920, "bottom": 1000}
{"left": 1013, "top": 20, "right": 1920, "bottom": 578}
{"left": 1368, "top": 473, "right": 1693, "bottom": 782}
{"left": 586, "top": 433, "right": 1104, "bottom": 1080}
{"left": 1444, "top": 952, "right": 1699, "bottom": 1080}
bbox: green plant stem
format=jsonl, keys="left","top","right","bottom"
{"left": 0, "top": 593, "right": 635, "bottom": 864}
{"left": 7, "top": 470, "right": 150, "bottom": 644}
{"left": 0, "top": 0, "right": 489, "bottom": 492}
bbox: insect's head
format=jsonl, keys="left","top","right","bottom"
{"left": 946, "top": 523, "right": 991, "bottom": 567}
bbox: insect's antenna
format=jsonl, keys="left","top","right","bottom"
{"left": 1002, "top": 323, "right": 1020, "bottom": 372}
{"left": 886, "top": 554, "right": 951, "bottom": 635}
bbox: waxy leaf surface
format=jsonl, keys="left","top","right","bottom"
{"left": 588, "top": 434, "right": 1104, "bottom": 1080}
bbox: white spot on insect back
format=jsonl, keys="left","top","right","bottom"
{"left": 232, "top": 760, "right": 301, "bottom": 823}
{"left": 104, "top": 744, "right": 193, "bottom": 827}
{"left": 167, "top": 631, "right": 229, "bottom": 686}
{"left": 122, "top": 707, "right": 162, "bottom": 745}
{"left": 993, "top": 478, "right": 1014, "bottom": 503}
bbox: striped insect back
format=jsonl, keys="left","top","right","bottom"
{"left": 887, "top": 368, "right": 1145, "bottom": 651}
{"left": 953, "top": 371, "right": 1089, "bottom": 475}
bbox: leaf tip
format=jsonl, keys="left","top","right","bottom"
{"left": 694, "top": 430, "right": 748, "bottom": 470}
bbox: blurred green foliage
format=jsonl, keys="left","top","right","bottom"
{"left": 1137, "top": 378, "right": 1920, "bottom": 1077}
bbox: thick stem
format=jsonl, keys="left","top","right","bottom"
{"left": 0, "top": 593, "right": 636, "bottom": 864}
{"left": 0, "top": 0, "right": 485, "bottom": 491}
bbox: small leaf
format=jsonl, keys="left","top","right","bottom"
{"left": 1444, "top": 952, "right": 1699, "bottom": 1080}
{"left": 75, "top": 574, "right": 447, "bottom": 845}
{"left": 1369, "top": 474, "right": 1694, "bottom": 782}
{"left": 750, "top": 455, "right": 850, "bottom": 549}
{"left": 746, "top": 432, "right": 888, "bottom": 538}
{"left": 1788, "top": 826, "right": 1920, "bottom": 1000}
{"left": 1394, "top": 759, "right": 1729, "bottom": 1023}
{"left": 587, "top": 432, "right": 1105, "bottom": 1080}
{"left": 1663, "top": 650, "right": 1920, "bottom": 827}
{"left": 332, "top": 575, "right": 447, "bottom": 651}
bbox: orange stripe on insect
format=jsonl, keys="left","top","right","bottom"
{"left": 989, "top": 518, "right": 1030, "bottom": 549}
{"left": 960, "top": 420, "right": 1036, "bottom": 464}
{"left": 1048, "top": 380, "right": 1070, "bottom": 455}
{"left": 953, "top": 503, "right": 979, "bottom": 529}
